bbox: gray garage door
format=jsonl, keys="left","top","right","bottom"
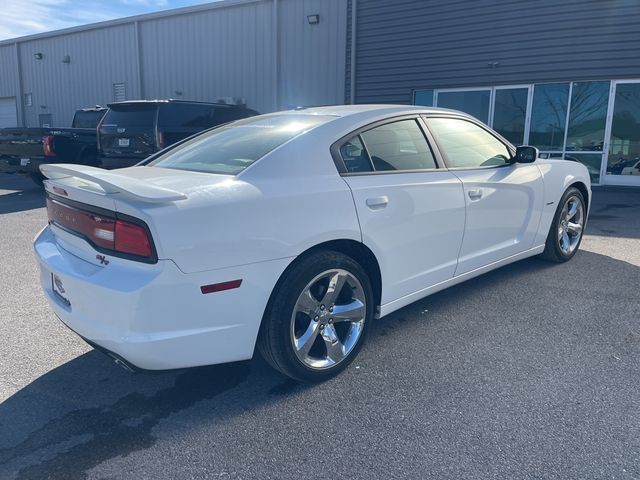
{"left": 0, "top": 97, "right": 18, "bottom": 128}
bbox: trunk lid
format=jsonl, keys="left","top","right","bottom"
{"left": 40, "top": 164, "right": 233, "bottom": 264}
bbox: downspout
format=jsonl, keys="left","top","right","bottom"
{"left": 349, "top": 0, "right": 357, "bottom": 104}
{"left": 134, "top": 21, "right": 144, "bottom": 99}
{"left": 15, "top": 42, "right": 25, "bottom": 127}
{"left": 273, "top": 0, "right": 280, "bottom": 111}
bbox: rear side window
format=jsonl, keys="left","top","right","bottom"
{"left": 103, "top": 105, "right": 157, "bottom": 128}
{"left": 359, "top": 119, "right": 437, "bottom": 171}
{"left": 340, "top": 136, "right": 373, "bottom": 173}
{"left": 158, "top": 104, "right": 254, "bottom": 129}
{"left": 148, "top": 114, "right": 334, "bottom": 175}
{"left": 427, "top": 117, "right": 512, "bottom": 168}
{"left": 159, "top": 104, "right": 215, "bottom": 129}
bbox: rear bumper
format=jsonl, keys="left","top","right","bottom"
{"left": 34, "top": 225, "right": 290, "bottom": 370}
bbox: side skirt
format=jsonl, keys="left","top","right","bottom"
{"left": 378, "top": 245, "right": 546, "bottom": 318}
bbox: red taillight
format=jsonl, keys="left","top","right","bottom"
{"left": 157, "top": 131, "right": 165, "bottom": 149}
{"left": 47, "top": 198, "right": 153, "bottom": 260}
{"left": 115, "top": 220, "right": 152, "bottom": 258}
{"left": 42, "top": 135, "right": 56, "bottom": 157}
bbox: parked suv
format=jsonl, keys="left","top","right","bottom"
{"left": 97, "top": 100, "right": 258, "bottom": 168}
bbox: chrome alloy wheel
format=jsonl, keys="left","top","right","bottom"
{"left": 557, "top": 194, "right": 585, "bottom": 255}
{"left": 290, "top": 269, "right": 366, "bottom": 370}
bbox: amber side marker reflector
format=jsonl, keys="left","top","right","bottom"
{"left": 200, "top": 279, "right": 242, "bottom": 294}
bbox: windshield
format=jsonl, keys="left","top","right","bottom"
{"left": 73, "top": 110, "right": 105, "bottom": 128}
{"left": 103, "top": 104, "right": 157, "bottom": 129}
{"left": 148, "top": 114, "right": 334, "bottom": 175}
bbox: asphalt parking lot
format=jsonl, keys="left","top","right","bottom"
{"left": 0, "top": 172, "right": 638, "bottom": 480}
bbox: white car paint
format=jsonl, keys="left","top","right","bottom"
{"left": 34, "top": 105, "right": 591, "bottom": 371}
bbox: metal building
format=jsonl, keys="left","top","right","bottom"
{"left": 1, "top": 0, "right": 639, "bottom": 187}
{"left": 0, "top": 0, "right": 347, "bottom": 128}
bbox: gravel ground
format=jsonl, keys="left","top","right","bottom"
{"left": 0, "top": 172, "right": 638, "bottom": 480}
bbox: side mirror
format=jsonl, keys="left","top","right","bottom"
{"left": 513, "top": 146, "right": 539, "bottom": 164}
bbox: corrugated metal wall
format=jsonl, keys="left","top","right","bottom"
{"left": 354, "top": 0, "right": 640, "bottom": 104}
{"left": 18, "top": 24, "right": 141, "bottom": 127}
{"left": 0, "top": 0, "right": 347, "bottom": 127}
{"left": 0, "top": 44, "right": 21, "bottom": 126}
{"left": 0, "top": 45, "right": 19, "bottom": 98}
{"left": 277, "top": 0, "right": 347, "bottom": 109}
{"left": 139, "top": 1, "right": 276, "bottom": 113}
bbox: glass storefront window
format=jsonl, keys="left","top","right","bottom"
{"left": 529, "top": 83, "right": 569, "bottom": 151}
{"left": 566, "top": 81, "right": 610, "bottom": 152}
{"left": 607, "top": 83, "right": 640, "bottom": 177}
{"left": 492, "top": 88, "right": 528, "bottom": 145}
{"left": 436, "top": 90, "right": 491, "bottom": 123}
{"left": 413, "top": 89, "right": 433, "bottom": 107}
{"left": 539, "top": 152, "right": 564, "bottom": 159}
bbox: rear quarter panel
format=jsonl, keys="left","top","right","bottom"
{"left": 115, "top": 138, "right": 362, "bottom": 274}
{"left": 533, "top": 159, "right": 592, "bottom": 246}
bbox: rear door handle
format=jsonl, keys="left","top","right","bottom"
{"left": 366, "top": 196, "right": 389, "bottom": 209}
{"left": 468, "top": 189, "right": 482, "bottom": 200}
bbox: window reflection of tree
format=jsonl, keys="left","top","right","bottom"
{"left": 567, "top": 82, "right": 610, "bottom": 151}
{"left": 532, "top": 85, "right": 568, "bottom": 150}
{"left": 494, "top": 90, "right": 527, "bottom": 144}
{"left": 608, "top": 86, "right": 640, "bottom": 172}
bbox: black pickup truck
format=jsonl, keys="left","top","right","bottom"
{"left": 0, "top": 106, "right": 106, "bottom": 185}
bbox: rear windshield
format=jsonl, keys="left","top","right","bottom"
{"left": 148, "top": 114, "right": 334, "bottom": 175}
{"left": 157, "top": 104, "right": 252, "bottom": 129}
{"left": 103, "top": 104, "right": 157, "bottom": 128}
{"left": 73, "top": 110, "right": 105, "bottom": 128}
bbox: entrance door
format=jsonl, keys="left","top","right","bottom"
{"left": 604, "top": 81, "right": 640, "bottom": 186}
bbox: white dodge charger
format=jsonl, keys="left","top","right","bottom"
{"left": 34, "top": 105, "right": 590, "bottom": 381}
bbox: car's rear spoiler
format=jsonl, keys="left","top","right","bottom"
{"left": 40, "top": 164, "right": 187, "bottom": 203}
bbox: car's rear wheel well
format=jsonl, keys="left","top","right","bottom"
{"left": 569, "top": 181, "right": 589, "bottom": 210}
{"left": 272, "top": 239, "right": 382, "bottom": 312}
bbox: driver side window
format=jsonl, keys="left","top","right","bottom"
{"left": 427, "top": 117, "right": 511, "bottom": 168}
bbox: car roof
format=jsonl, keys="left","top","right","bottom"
{"left": 279, "top": 104, "right": 464, "bottom": 118}
{"left": 107, "top": 100, "right": 244, "bottom": 108}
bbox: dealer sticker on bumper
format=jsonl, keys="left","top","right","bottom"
{"left": 52, "top": 273, "right": 70, "bottom": 306}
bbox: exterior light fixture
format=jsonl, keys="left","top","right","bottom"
{"left": 62, "top": 55, "right": 71, "bottom": 64}
{"left": 487, "top": 61, "right": 500, "bottom": 68}
{"left": 307, "top": 14, "right": 320, "bottom": 24}
{"left": 34, "top": 53, "right": 43, "bottom": 60}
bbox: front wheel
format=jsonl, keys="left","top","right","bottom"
{"left": 540, "top": 187, "right": 586, "bottom": 263}
{"left": 257, "top": 251, "right": 374, "bottom": 382}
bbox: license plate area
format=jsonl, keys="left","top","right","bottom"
{"left": 51, "top": 273, "right": 71, "bottom": 306}
{"left": 20, "top": 158, "right": 30, "bottom": 166}
{"left": 118, "top": 138, "right": 130, "bottom": 147}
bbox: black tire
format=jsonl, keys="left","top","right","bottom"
{"left": 540, "top": 186, "right": 586, "bottom": 263}
{"left": 257, "top": 250, "right": 374, "bottom": 382}
{"left": 29, "top": 172, "right": 46, "bottom": 187}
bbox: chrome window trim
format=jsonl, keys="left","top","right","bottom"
{"left": 330, "top": 115, "right": 443, "bottom": 176}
